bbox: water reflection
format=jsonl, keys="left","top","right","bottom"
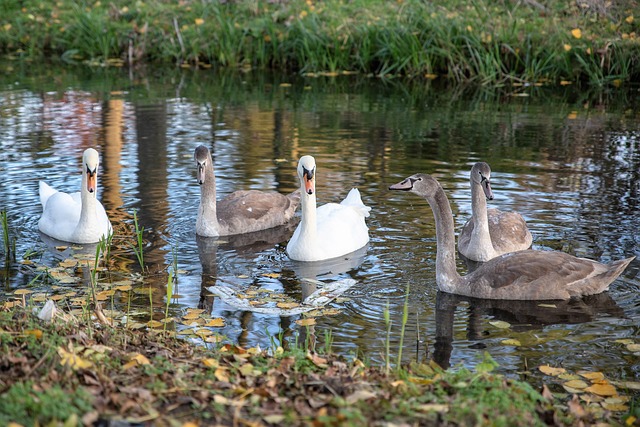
{"left": 0, "top": 62, "right": 638, "bottom": 382}
{"left": 433, "top": 291, "right": 625, "bottom": 369}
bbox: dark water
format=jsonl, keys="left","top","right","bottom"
{"left": 1, "top": 62, "right": 639, "bottom": 385}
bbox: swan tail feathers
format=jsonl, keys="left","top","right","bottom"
{"left": 39, "top": 181, "right": 57, "bottom": 208}
{"left": 341, "top": 188, "right": 371, "bottom": 218}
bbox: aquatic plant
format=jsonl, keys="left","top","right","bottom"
{"left": 131, "top": 210, "right": 145, "bottom": 272}
{"left": 1, "top": 210, "right": 16, "bottom": 263}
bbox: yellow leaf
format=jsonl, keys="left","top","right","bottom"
{"left": 239, "top": 363, "right": 256, "bottom": 376}
{"left": 58, "top": 347, "right": 92, "bottom": 370}
{"left": 14, "top": 289, "right": 33, "bottom": 295}
{"left": 146, "top": 320, "right": 163, "bottom": 328}
{"left": 539, "top": 365, "right": 566, "bottom": 376}
{"left": 585, "top": 383, "right": 617, "bottom": 396}
{"left": 277, "top": 302, "right": 300, "bottom": 309}
{"left": 571, "top": 28, "right": 582, "bottom": 39}
{"left": 59, "top": 259, "right": 78, "bottom": 268}
{"left": 626, "top": 15, "right": 634, "bottom": 24}
{"left": 215, "top": 367, "right": 229, "bottom": 382}
{"left": 626, "top": 343, "right": 640, "bottom": 352}
{"left": 124, "top": 353, "right": 150, "bottom": 369}
{"left": 306, "top": 352, "right": 327, "bottom": 368}
{"left": 424, "top": 73, "right": 438, "bottom": 80}
{"left": 194, "top": 18, "right": 204, "bottom": 25}
{"left": 262, "top": 272, "right": 281, "bottom": 278}
{"left": 205, "top": 318, "right": 225, "bottom": 327}
{"left": 602, "top": 402, "right": 628, "bottom": 411}
{"left": 202, "top": 358, "right": 219, "bottom": 368}
{"left": 559, "top": 81, "right": 572, "bottom": 86}
{"left": 195, "top": 328, "right": 213, "bottom": 337}
{"left": 501, "top": 339, "right": 521, "bottom": 346}
{"left": 567, "top": 111, "right": 578, "bottom": 119}
{"left": 295, "top": 318, "right": 316, "bottom": 327}
{"left": 578, "top": 371, "right": 605, "bottom": 381}
{"left": 564, "top": 44, "right": 572, "bottom": 51}
{"left": 25, "top": 329, "right": 43, "bottom": 339}
{"left": 564, "top": 379, "right": 589, "bottom": 389}
{"left": 183, "top": 312, "right": 201, "bottom": 320}
{"left": 488, "top": 320, "right": 510, "bottom": 329}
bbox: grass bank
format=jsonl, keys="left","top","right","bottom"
{"left": 0, "top": 306, "right": 592, "bottom": 426}
{"left": 0, "top": 0, "right": 638, "bottom": 85}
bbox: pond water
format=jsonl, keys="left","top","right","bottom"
{"left": 1, "top": 62, "right": 639, "bottom": 386}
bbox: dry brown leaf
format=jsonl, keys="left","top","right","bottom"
{"left": 417, "top": 403, "right": 449, "bottom": 412}
{"left": 345, "top": 389, "right": 376, "bottom": 404}
{"left": 568, "top": 394, "right": 587, "bottom": 419}
{"left": 541, "top": 384, "right": 554, "bottom": 400}
{"left": 306, "top": 352, "right": 328, "bottom": 368}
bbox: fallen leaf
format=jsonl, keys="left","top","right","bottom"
{"left": 501, "top": 339, "right": 521, "bottom": 346}
{"left": 626, "top": 343, "right": 640, "bottom": 352}
{"left": 564, "top": 379, "right": 588, "bottom": 389}
{"left": 568, "top": 394, "right": 587, "bottom": 419}
{"left": 578, "top": 371, "right": 605, "bottom": 381}
{"left": 295, "top": 318, "right": 316, "bottom": 327}
{"left": 345, "top": 389, "right": 376, "bottom": 404}
{"left": 24, "top": 329, "right": 43, "bottom": 339}
{"left": 14, "top": 289, "right": 33, "bottom": 295}
{"left": 571, "top": 28, "right": 582, "bottom": 39}
{"left": 205, "top": 318, "right": 225, "bottom": 327}
{"left": 261, "top": 272, "right": 281, "bottom": 278}
{"left": 263, "top": 415, "right": 285, "bottom": 424}
{"left": 214, "top": 367, "right": 229, "bottom": 382}
{"left": 202, "top": 358, "right": 219, "bottom": 368}
{"left": 58, "top": 347, "right": 93, "bottom": 370}
{"left": 183, "top": 312, "right": 201, "bottom": 320}
{"left": 488, "top": 320, "right": 510, "bottom": 329}
{"left": 277, "top": 302, "right": 300, "bottom": 309}
{"left": 585, "top": 383, "right": 617, "bottom": 396}
{"left": 306, "top": 352, "right": 328, "bottom": 368}
{"left": 539, "top": 365, "right": 566, "bottom": 376}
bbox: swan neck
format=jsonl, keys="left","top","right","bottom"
{"left": 197, "top": 154, "right": 219, "bottom": 233}
{"left": 78, "top": 169, "right": 98, "bottom": 229}
{"left": 429, "top": 186, "right": 462, "bottom": 291}
{"left": 471, "top": 178, "right": 490, "bottom": 236}
{"left": 299, "top": 191, "right": 317, "bottom": 241}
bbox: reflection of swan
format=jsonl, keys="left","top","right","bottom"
{"left": 433, "top": 291, "right": 624, "bottom": 369}
{"left": 196, "top": 223, "right": 298, "bottom": 311}
{"left": 286, "top": 155, "right": 370, "bottom": 262}
{"left": 389, "top": 173, "right": 635, "bottom": 300}
{"left": 458, "top": 162, "right": 532, "bottom": 262}
{"left": 194, "top": 145, "right": 300, "bottom": 237}
{"left": 38, "top": 148, "right": 112, "bottom": 244}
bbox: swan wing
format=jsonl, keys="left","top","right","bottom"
{"left": 217, "top": 190, "right": 297, "bottom": 235}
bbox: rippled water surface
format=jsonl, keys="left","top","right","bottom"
{"left": 1, "top": 62, "right": 639, "bottom": 385}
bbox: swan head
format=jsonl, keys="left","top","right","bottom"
{"left": 194, "top": 145, "right": 211, "bottom": 185}
{"left": 470, "top": 162, "right": 494, "bottom": 200}
{"left": 83, "top": 148, "right": 100, "bottom": 194}
{"left": 389, "top": 173, "right": 440, "bottom": 198}
{"left": 297, "top": 155, "right": 316, "bottom": 195}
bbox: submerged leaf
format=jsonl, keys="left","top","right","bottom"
{"left": 488, "top": 320, "right": 510, "bottom": 329}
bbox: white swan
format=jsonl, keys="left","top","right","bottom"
{"left": 195, "top": 145, "right": 300, "bottom": 237}
{"left": 389, "top": 173, "right": 634, "bottom": 300}
{"left": 38, "top": 148, "right": 112, "bottom": 244}
{"left": 458, "top": 162, "right": 532, "bottom": 261}
{"left": 286, "top": 155, "right": 371, "bottom": 262}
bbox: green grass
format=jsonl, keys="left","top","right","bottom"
{"left": 0, "top": 0, "right": 638, "bottom": 85}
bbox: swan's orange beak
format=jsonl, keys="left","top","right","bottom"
{"left": 86, "top": 167, "right": 97, "bottom": 194}
{"left": 302, "top": 166, "right": 315, "bottom": 195}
